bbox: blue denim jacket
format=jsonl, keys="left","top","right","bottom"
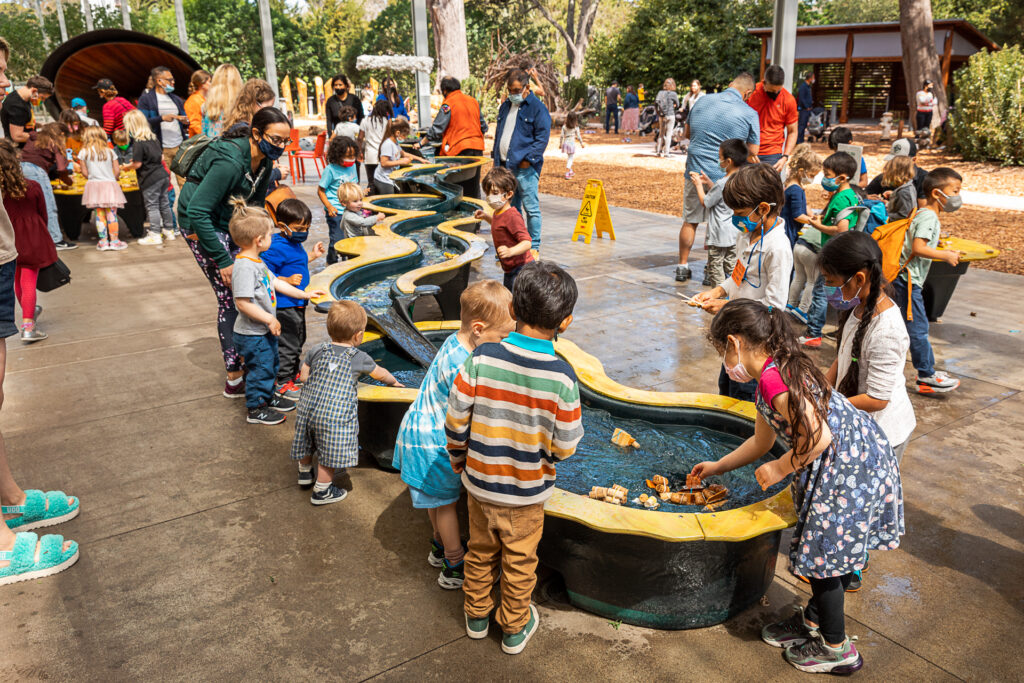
{"left": 491, "top": 91, "right": 551, "bottom": 173}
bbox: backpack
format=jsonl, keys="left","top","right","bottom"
{"left": 170, "top": 134, "right": 213, "bottom": 178}
{"left": 872, "top": 208, "right": 918, "bottom": 320}
{"left": 836, "top": 199, "right": 888, "bottom": 235}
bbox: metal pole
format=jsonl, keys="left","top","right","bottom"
{"left": 256, "top": 0, "right": 279, "bottom": 98}
{"left": 411, "top": 0, "right": 431, "bottom": 129}
{"left": 82, "top": 0, "right": 94, "bottom": 32}
{"left": 771, "top": 0, "right": 798, "bottom": 88}
{"left": 120, "top": 0, "right": 131, "bottom": 31}
{"left": 173, "top": 0, "right": 188, "bottom": 52}
{"left": 32, "top": 0, "right": 51, "bottom": 50}
{"left": 55, "top": 0, "right": 68, "bottom": 43}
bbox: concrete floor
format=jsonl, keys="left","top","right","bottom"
{"left": 2, "top": 187, "right": 1022, "bottom": 681}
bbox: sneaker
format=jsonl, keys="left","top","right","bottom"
{"left": 223, "top": 379, "right": 245, "bottom": 398}
{"left": 564, "top": 171, "right": 572, "bottom": 179}
{"left": 437, "top": 559, "right": 465, "bottom": 590}
{"left": 97, "top": 240, "right": 111, "bottom": 251}
{"left": 269, "top": 394, "right": 297, "bottom": 413}
{"left": 161, "top": 229, "right": 177, "bottom": 241}
{"left": 784, "top": 632, "right": 863, "bottom": 674}
{"left": 33, "top": 305, "right": 42, "bottom": 320}
{"left": 823, "top": 329, "right": 838, "bottom": 341}
{"left": 55, "top": 239, "right": 77, "bottom": 250}
{"left": 297, "top": 467, "right": 314, "bottom": 488}
{"left": 247, "top": 406, "right": 285, "bottom": 425}
{"left": 786, "top": 304, "right": 809, "bottom": 325}
{"left": 20, "top": 327, "right": 47, "bottom": 343}
{"left": 674, "top": 264, "right": 691, "bottom": 282}
{"left": 427, "top": 538, "right": 445, "bottom": 568}
{"left": 465, "top": 612, "right": 490, "bottom": 640}
{"left": 501, "top": 604, "right": 539, "bottom": 655}
{"left": 761, "top": 606, "right": 813, "bottom": 648}
{"left": 109, "top": 240, "right": 128, "bottom": 251}
{"left": 311, "top": 483, "right": 348, "bottom": 505}
{"left": 917, "top": 371, "right": 960, "bottom": 394}
{"left": 137, "top": 233, "right": 163, "bottom": 246}
{"left": 275, "top": 380, "right": 300, "bottom": 400}
{"left": 798, "top": 336, "right": 822, "bottom": 348}
{"left": 846, "top": 569, "right": 862, "bottom": 592}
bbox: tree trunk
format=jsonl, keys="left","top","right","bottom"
{"left": 899, "top": 0, "right": 946, "bottom": 129}
{"left": 430, "top": 0, "right": 470, "bottom": 81}
{"left": 529, "top": 0, "right": 600, "bottom": 79}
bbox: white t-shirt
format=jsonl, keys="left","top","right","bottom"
{"left": 77, "top": 148, "right": 116, "bottom": 182}
{"left": 360, "top": 116, "right": 388, "bottom": 165}
{"left": 157, "top": 93, "right": 183, "bottom": 148}
{"left": 374, "top": 138, "right": 402, "bottom": 186}
{"left": 720, "top": 219, "right": 792, "bottom": 308}
{"left": 498, "top": 102, "right": 520, "bottom": 164}
{"left": 333, "top": 121, "right": 360, "bottom": 140}
{"left": 837, "top": 303, "right": 916, "bottom": 446}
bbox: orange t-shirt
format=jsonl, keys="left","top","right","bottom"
{"left": 184, "top": 92, "right": 205, "bottom": 137}
{"left": 747, "top": 83, "right": 797, "bottom": 155}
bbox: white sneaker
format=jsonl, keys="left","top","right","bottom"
{"left": 138, "top": 233, "right": 163, "bottom": 246}
{"left": 917, "top": 371, "right": 960, "bottom": 394}
{"left": 161, "top": 229, "right": 177, "bottom": 241}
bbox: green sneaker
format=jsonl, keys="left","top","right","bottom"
{"left": 761, "top": 606, "right": 813, "bottom": 648}
{"left": 465, "top": 612, "right": 490, "bottom": 640}
{"left": 501, "top": 604, "right": 539, "bottom": 655}
{"left": 784, "top": 632, "right": 863, "bottom": 674}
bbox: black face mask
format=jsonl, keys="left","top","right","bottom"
{"left": 766, "top": 90, "right": 780, "bottom": 100}
{"left": 335, "top": 88, "right": 346, "bottom": 96}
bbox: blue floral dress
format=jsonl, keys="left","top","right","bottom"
{"left": 756, "top": 360, "right": 905, "bottom": 579}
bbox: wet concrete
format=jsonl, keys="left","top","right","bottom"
{"left": 1, "top": 187, "right": 1020, "bottom": 680}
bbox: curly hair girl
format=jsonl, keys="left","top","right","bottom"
{"left": 0, "top": 140, "right": 27, "bottom": 199}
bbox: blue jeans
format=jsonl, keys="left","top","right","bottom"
{"left": 759, "top": 153, "right": 783, "bottom": 167}
{"left": 0, "top": 260, "right": 17, "bottom": 338}
{"left": 892, "top": 277, "right": 933, "bottom": 377}
{"left": 806, "top": 276, "right": 828, "bottom": 337}
{"left": 233, "top": 332, "right": 279, "bottom": 408}
{"left": 605, "top": 106, "right": 619, "bottom": 134}
{"left": 797, "top": 109, "right": 811, "bottom": 143}
{"left": 511, "top": 166, "right": 542, "bottom": 249}
{"left": 718, "top": 365, "right": 757, "bottom": 403}
{"left": 503, "top": 264, "right": 524, "bottom": 291}
{"left": 325, "top": 212, "right": 343, "bottom": 264}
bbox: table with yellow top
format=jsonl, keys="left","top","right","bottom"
{"left": 51, "top": 169, "right": 146, "bottom": 241}
{"left": 923, "top": 235, "right": 1001, "bottom": 321}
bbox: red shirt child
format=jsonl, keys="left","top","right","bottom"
{"left": 474, "top": 167, "right": 534, "bottom": 290}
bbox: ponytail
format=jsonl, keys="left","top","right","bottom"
{"left": 227, "top": 196, "right": 274, "bottom": 246}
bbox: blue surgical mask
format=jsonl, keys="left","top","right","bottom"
{"left": 164, "top": 85, "right": 174, "bottom": 94}
{"left": 285, "top": 230, "right": 308, "bottom": 243}
{"left": 826, "top": 275, "right": 861, "bottom": 310}
{"left": 731, "top": 205, "right": 769, "bottom": 233}
{"left": 821, "top": 176, "right": 840, "bottom": 192}
{"left": 258, "top": 137, "right": 286, "bottom": 161}
{"left": 508, "top": 93, "right": 524, "bottom": 105}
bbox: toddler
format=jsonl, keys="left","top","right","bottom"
{"left": 882, "top": 156, "right": 916, "bottom": 221}
{"left": 473, "top": 167, "right": 533, "bottom": 290}
{"left": 559, "top": 111, "right": 584, "bottom": 179}
{"left": 122, "top": 109, "right": 176, "bottom": 245}
{"left": 228, "top": 200, "right": 326, "bottom": 425}
{"left": 111, "top": 129, "right": 132, "bottom": 166}
{"left": 780, "top": 143, "right": 820, "bottom": 248}
{"left": 78, "top": 126, "right": 127, "bottom": 251}
{"left": 338, "top": 182, "right": 386, "bottom": 239}
{"left": 785, "top": 146, "right": 824, "bottom": 322}
{"left": 690, "top": 138, "right": 748, "bottom": 288}
{"left": 393, "top": 280, "right": 514, "bottom": 589}
{"left": 318, "top": 134, "right": 360, "bottom": 264}
{"left": 448, "top": 261, "right": 583, "bottom": 655}
{"left": 292, "top": 300, "right": 402, "bottom": 504}
{"left": 260, "top": 198, "right": 326, "bottom": 400}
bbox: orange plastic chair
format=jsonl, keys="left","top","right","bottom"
{"left": 294, "top": 131, "right": 327, "bottom": 181}
{"left": 284, "top": 130, "right": 303, "bottom": 182}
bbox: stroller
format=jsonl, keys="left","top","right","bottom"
{"left": 805, "top": 106, "right": 829, "bottom": 142}
{"left": 638, "top": 105, "right": 658, "bottom": 136}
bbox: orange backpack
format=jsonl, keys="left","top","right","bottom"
{"left": 872, "top": 208, "right": 917, "bottom": 320}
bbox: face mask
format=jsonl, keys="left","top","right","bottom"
{"left": 731, "top": 205, "right": 764, "bottom": 233}
{"left": 257, "top": 136, "right": 286, "bottom": 161}
{"left": 826, "top": 275, "right": 861, "bottom": 310}
{"left": 937, "top": 190, "right": 962, "bottom": 213}
{"left": 508, "top": 93, "right": 524, "bottom": 105}
{"left": 116, "top": 144, "right": 129, "bottom": 150}
{"left": 486, "top": 193, "right": 507, "bottom": 210}
{"left": 335, "top": 89, "right": 346, "bottom": 96}
{"left": 285, "top": 230, "right": 308, "bottom": 243}
{"left": 765, "top": 90, "right": 779, "bottom": 100}
{"left": 341, "top": 159, "right": 356, "bottom": 168}
{"left": 821, "top": 176, "right": 840, "bottom": 192}
{"left": 163, "top": 85, "right": 174, "bottom": 94}
{"left": 723, "top": 339, "right": 753, "bottom": 383}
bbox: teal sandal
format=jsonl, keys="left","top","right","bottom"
{"left": 2, "top": 489, "right": 80, "bottom": 531}
{"left": 0, "top": 531, "right": 79, "bottom": 586}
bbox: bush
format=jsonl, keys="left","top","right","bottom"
{"left": 952, "top": 45, "right": 1024, "bottom": 165}
{"left": 461, "top": 75, "right": 500, "bottom": 126}
{"left": 562, "top": 77, "right": 588, "bottom": 109}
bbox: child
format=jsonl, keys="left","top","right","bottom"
{"left": 780, "top": 143, "right": 820, "bottom": 248}
{"left": 690, "top": 138, "right": 748, "bottom": 288}
{"left": 882, "top": 155, "right": 916, "bottom": 221}
{"left": 292, "top": 300, "right": 402, "bottom": 504}
{"left": 332, "top": 105, "right": 361, "bottom": 140}
{"left": 447, "top": 261, "right": 583, "bottom": 655}
{"left": 227, "top": 200, "right": 327, "bottom": 425}
{"left": 111, "top": 129, "right": 132, "bottom": 166}
{"left": 827, "top": 127, "right": 867, "bottom": 182}
{"left": 786, "top": 146, "right": 825, "bottom": 322}
{"left": 559, "top": 111, "right": 584, "bottom": 179}
{"left": 338, "top": 182, "right": 386, "bottom": 239}
{"left": 892, "top": 167, "right": 963, "bottom": 394}
{"left": 260, "top": 198, "right": 326, "bottom": 400}
{"left": 78, "top": 126, "right": 127, "bottom": 251}
{"left": 373, "top": 117, "right": 425, "bottom": 195}
{"left": 122, "top": 109, "right": 176, "bottom": 246}
{"left": 691, "top": 164, "right": 793, "bottom": 402}
{"left": 359, "top": 99, "right": 393, "bottom": 192}
{"left": 473, "top": 167, "right": 533, "bottom": 290}
{"left": 318, "top": 135, "right": 361, "bottom": 264}
{"left": 0, "top": 141, "right": 57, "bottom": 342}
{"left": 393, "top": 281, "right": 515, "bottom": 589}
{"left": 798, "top": 151, "right": 858, "bottom": 348}
{"left": 693, "top": 298, "right": 903, "bottom": 674}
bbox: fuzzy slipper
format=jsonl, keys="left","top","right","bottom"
{"left": 0, "top": 532, "right": 79, "bottom": 586}
{"left": 2, "top": 489, "right": 80, "bottom": 531}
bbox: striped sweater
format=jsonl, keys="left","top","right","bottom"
{"left": 445, "top": 332, "right": 584, "bottom": 506}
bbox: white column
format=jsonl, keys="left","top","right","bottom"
{"left": 771, "top": 0, "right": 798, "bottom": 86}
{"left": 411, "top": 0, "right": 431, "bottom": 129}
{"left": 120, "top": 0, "right": 131, "bottom": 30}
{"left": 173, "top": 0, "right": 188, "bottom": 52}
{"left": 82, "top": 0, "right": 94, "bottom": 32}
{"left": 55, "top": 0, "right": 68, "bottom": 43}
{"left": 32, "top": 0, "right": 51, "bottom": 49}
{"left": 256, "top": 0, "right": 279, "bottom": 98}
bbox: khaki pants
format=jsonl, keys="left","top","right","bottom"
{"left": 162, "top": 146, "right": 184, "bottom": 189}
{"left": 463, "top": 494, "right": 545, "bottom": 634}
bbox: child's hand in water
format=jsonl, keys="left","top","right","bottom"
{"left": 691, "top": 461, "right": 721, "bottom": 478}
{"left": 755, "top": 459, "right": 788, "bottom": 490}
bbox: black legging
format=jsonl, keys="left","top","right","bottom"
{"left": 915, "top": 111, "right": 931, "bottom": 131}
{"left": 804, "top": 573, "right": 853, "bottom": 644}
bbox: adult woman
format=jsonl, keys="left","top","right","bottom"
{"left": 680, "top": 79, "right": 704, "bottom": 120}
{"left": 202, "top": 64, "right": 243, "bottom": 138}
{"left": 325, "top": 74, "right": 363, "bottom": 135}
{"left": 184, "top": 70, "right": 211, "bottom": 137}
{"left": 915, "top": 80, "right": 936, "bottom": 131}
{"left": 222, "top": 79, "right": 276, "bottom": 135}
{"left": 621, "top": 85, "right": 640, "bottom": 135}
{"left": 376, "top": 77, "right": 408, "bottom": 120}
{"left": 359, "top": 98, "right": 392, "bottom": 190}
{"left": 177, "top": 106, "right": 290, "bottom": 395}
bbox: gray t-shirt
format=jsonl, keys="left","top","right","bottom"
{"left": 157, "top": 93, "right": 183, "bottom": 148}
{"left": 232, "top": 257, "right": 277, "bottom": 335}
{"left": 304, "top": 344, "right": 376, "bottom": 375}
{"left": 498, "top": 102, "right": 521, "bottom": 164}
{"left": 374, "top": 138, "right": 402, "bottom": 187}
{"left": 341, "top": 210, "right": 378, "bottom": 239}
{"left": 655, "top": 90, "right": 679, "bottom": 117}
{"left": 704, "top": 176, "right": 737, "bottom": 248}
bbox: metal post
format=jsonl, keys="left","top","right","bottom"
{"left": 771, "top": 0, "right": 798, "bottom": 88}
{"left": 256, "top": 0, "right": 279, "bottom": 98}
{"left": 120, "top": 0, "right": 131, "bottom": 30}
{"left": 173, "top": 0, "right": 188, "bottom": 52}
{"left": 411, "top": 0, "right": 431, "bottom": 129}
{"left": 82, "top": 0, "right": 94, "bottom": 32}
{"left": 32, "top": 0, "right": 51, "bottom": 50}
{"left": 55, "top": 0, "right": 68, "bottom": 43}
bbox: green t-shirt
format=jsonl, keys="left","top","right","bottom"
{"left": 900, "top": 208, "right": 941, "bottom": 285}
{"left": 820, "top": 188, "right": 859, "bottom": 245}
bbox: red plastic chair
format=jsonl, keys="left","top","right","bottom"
{"left": 284, "top": 130, "right": 303, "bottom": 182}
{"left": 293, "top": 131, "right": 327, "bottom": 181}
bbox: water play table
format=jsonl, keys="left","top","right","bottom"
{"left": 923, "top": 236, "right": 1000, "bottom": 321}
{"left": 50, "top": 170, "right": 146, "bottom": 240}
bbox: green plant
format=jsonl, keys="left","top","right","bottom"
{"left": 952, "top": 45, "right": 1024, "bottom": 165}
{"left": 562, "top": 76, "right": 588, "bottom": 109}
{"left": 462, "top": 75, "right": 500, "bottom": 124}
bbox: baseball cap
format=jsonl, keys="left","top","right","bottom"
{"left": 92, "top": 78, "right": 115, "bottom": 91}
{"left": 884, "top": 138, "right": 917, "bottom": 161}
{"left": 71, "top": 97, "right": 87, "bottom": 109}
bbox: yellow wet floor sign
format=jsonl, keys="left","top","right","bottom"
{"left": 571, "top": 179, "right": 616, "bottom": 243}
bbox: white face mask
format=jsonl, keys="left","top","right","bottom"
{"left": 486, "top": 193, "right": 507, "bottom": 210}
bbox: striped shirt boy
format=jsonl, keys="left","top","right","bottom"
{"left": 445, "top": 332, "right": 584, "bottom": 506}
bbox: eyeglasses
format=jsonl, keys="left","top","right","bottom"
{"left": 263, "top": 134, "right": 289, "bottom": 146}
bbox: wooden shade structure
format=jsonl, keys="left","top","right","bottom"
{"left": 41, "top": 29, "right": 201, "bottom": 121}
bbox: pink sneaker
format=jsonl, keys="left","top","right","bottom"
{"left": 109, "top": 240, "right": 128, "bottom": 251}
{"left": 97, "top": 240, "right": 110, "bottom": 251}
{"left": 565, "top": 171, "right": 572, "bottom": 179}
{"left": 223, "top": 379, "right": 246, "bottom": 399}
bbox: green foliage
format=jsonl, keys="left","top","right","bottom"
{"left": 461, "top": 75, "right": 499, "bottom": 122}
{"left": 562, "top": 76, "right": 588, "bottom": 108}
{"left": 465, "top": 0, "right": 556, "bottom": 77}
{"left": 951, "top": 45, "right": 1024, "bottom": 165}
{"left": 814, "top": 0, "right": 897, "bottom": 24}
{"left": 343, "top": 0, "right": 421, "bottom": 95}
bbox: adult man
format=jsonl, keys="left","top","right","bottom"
{"left": 865, "top": 138, "right": 929, "bottom": 208}
{"left": 747, "top": 65, "right": 797, "bottom": 171}
{"left": 70, "top": 97, "right": 99, "bottom": 127}
{"left": 0, "top": 75, "right": 53, "bottom": 146}
{"left": 654, "top": 78, "right": 678, "bottom": 158}
{"left": 94, "top": 78, "right": 135, "bottom": 137}
{"left": 492, "top": 69, "right": 551, "bottom": 251}
{"left": 422, "top": 76, "right": 487, "bottom": 198}
{"left": 137, "top": 66, "right": 188, "bottom": 172}
{"left": 326, "top": 74, "right": 363, "bottom": 135}
{"left": 677, "top": 72, "right": 760, "bottom": 282}
{"left": 605, "top": 80, "right": 620, "bottom": 135}
{"left": 796, "top": 71, "right": 814, "bottom": 143}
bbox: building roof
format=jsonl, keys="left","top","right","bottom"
{"left": 748, "top": 19, "right": 998, "bottom": 52}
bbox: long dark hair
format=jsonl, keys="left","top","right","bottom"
{"left": 370, "top": 98, "right": 392, "bottom": 121}
{"left": 818, "top": 231, "right": 888, "bottom": 399}
{"left": 708, "top": 300, "right": 831, "bottom": 467}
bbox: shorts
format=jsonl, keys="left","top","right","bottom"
{"left": 682, "top": 173, "right": 708, "bottom": 225}
{"left": 409, "top": 486, "right": 459, "bottom": 509}
{"left": 0, "top": 260, "right": 17, "bottom": 338}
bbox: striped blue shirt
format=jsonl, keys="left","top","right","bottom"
{"left": 685, "top": 87, "right": 760, "bottom": 181}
